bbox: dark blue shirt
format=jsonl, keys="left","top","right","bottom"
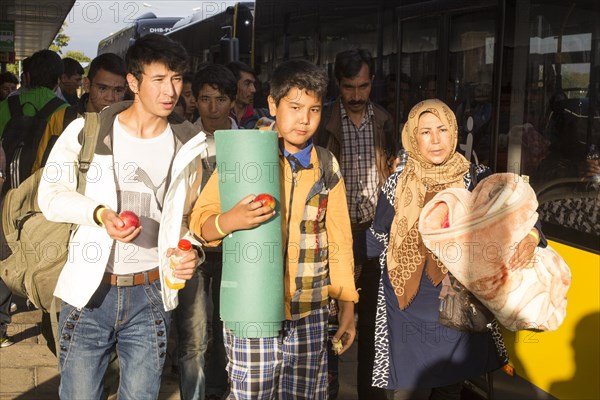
{"left": 280, "top": 139, "right": 313, "bottom": 171}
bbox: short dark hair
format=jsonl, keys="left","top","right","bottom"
{"left": 62, "top": 57, "right": 84, "bottom": 77}
{"left": 183, "top": 72, "right": 194, "bottom": 85}
{"left": 125, "top": 33, "right": 189, "bottom": 82}
{"left": 88, "top": 53, "right": 126, "bottom": 82}
{"left": 334, "top": 48, "right": 374, "bottom": 81}
{"left": 226, "top": 61, "right": 256, "bottom": 82}
{"left": 269, "top": 59, "right": 327, "bottom": 105}
{"left": 0, "top": 71, "right": 18, "bottom": 86}
{"left": 28, "top": 49, "right": 64, "bottom": 89}
{"left": 192, "top": 64, "right": 237, "bottom": 101}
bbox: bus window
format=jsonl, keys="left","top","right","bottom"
{"left": 400, "top": 16, "right": 439, "bottom": 102}
{"left": 397, "top": 14, "right": 445, "bottom": 142}
{"left": 319, "top": 8, "right": 385, "bottom": 103}
{"left": 449, "top": 10, "right": 496, "bottom": 165}
{"left": 320, "top": 12, "right": 379, "bottom": 61}
{"left": 503, "top": 0, "right": 599, "bottom": 251}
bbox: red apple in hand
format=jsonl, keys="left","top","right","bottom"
{"left": 119, "top": 211, "right": 140, "bottom": 229}
{"left": 254, "top": 193, "right": 276, "bottom": 210}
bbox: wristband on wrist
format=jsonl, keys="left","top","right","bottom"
{"left": 94, "top": 206, "right": 107, "bottom": 227}
{"left": 528, "top": 229, "right": 539, "bottom": 243}
{"left": 214, "top": 214, "right": 228, "bottom": 237}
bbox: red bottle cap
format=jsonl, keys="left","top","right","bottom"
{"left": 178, "top": 239, "right": 192, "bottom": 251}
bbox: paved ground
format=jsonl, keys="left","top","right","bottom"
{"left": 0, "top": 296, "right": 358, "bottom": 400}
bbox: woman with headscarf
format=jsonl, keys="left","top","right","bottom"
{"left": 366, "top": 99, "right": 545, "bottom": 399}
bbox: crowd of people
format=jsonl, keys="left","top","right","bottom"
{"left": 0, "top": 33, "right": 547, "bottom": 400}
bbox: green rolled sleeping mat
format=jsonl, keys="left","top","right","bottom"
{"left": 215, "top": 129, "right": 284, "bottom": 338}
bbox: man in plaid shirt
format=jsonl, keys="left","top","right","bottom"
{"left": 315, "top": 48, "right": 398, "bottom": 400}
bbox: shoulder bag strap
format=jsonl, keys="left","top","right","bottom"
{"left": 76, "top": 112, "right": 100, "bottom": 195}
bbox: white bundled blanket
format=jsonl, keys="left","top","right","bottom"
{"left": 418, "top": 173, "right": 571, "bottom": 331}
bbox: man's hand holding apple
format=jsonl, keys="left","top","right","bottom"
{"left": 101, "top": 209, "right": 142, "bottom": 243}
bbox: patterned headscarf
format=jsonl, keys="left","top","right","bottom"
{"left": 387, "top": 99, "right": 470, "bottom": 309}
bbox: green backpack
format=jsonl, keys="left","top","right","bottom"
{"left": 0, "top": 113, "right": 100, "bottom": 313}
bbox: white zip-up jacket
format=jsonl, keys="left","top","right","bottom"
{"left": 38, "top": 101, "right": 207, "bottom": 311}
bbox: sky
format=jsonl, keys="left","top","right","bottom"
{"left": 61, "top": 1, "right": 241, "bottom": 58}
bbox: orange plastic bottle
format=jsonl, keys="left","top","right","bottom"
{"left": 166, "top": 239, "right": 192, "bottom": 289}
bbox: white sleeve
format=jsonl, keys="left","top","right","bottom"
{"left": 37, "top": 117, "right": 102, "bottom": 226}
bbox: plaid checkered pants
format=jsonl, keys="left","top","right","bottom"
{"left": 224, "top": 307, "right": 329, "bottom": 399}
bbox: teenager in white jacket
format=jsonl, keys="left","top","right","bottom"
{"left": 38, "top": 34, "right": 207, "bottom": 400}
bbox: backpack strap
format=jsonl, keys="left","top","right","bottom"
{"left": 7, "top": 96, "right": 24, "bottom": 118}
{"left": 23, "top": 97, "right": 66, "bottom": 146}
{"left": 62, "top": 105, "right": 79, "bottom": 129}
{"left": 40, "top": 106, "right": 83, "bottom": 169}
{"left": 315, "top": 145, "right": 337, "bottom": 191}
{"left": 36, "top": 97, "right": 66, "bottom": 121}
{"left": 76, "top": 112, "right": 100, "bottom": 194}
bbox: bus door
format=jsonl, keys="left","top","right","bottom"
{"left": 396, "top": 1, "right": 499, "bottom": 167}
{"left": 497, "top": 2, "right": 599, "bottom": 399}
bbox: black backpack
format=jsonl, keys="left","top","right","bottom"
{"left": 1, "top": 96, "right": 66, "bottom": 195}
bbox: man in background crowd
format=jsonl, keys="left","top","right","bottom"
{"left": 315, "top": 48, "right": 397, "bottom": 400}
{"left": 173, "top": 63, "right": 238, "bottom": 400}
{"left": 0, "top": 72, "right": 18, "bottom": 101}
{"left": 57, "top": 57, "right": 84, "bottom": 105}
{"left": 181, "top": 72, "right": 198, "bottom": 122}
{"left": 80, "top": 53, "right": 127, "bottom": 113}
{"left": 226, "top": 61, "right": 259, "bottom": 129}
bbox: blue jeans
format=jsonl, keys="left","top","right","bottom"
{"left": 175, "top": 268, "right": 208, "bottom": 400}
{"left": 58, "top": 280, "right": 171, "bottom": 400}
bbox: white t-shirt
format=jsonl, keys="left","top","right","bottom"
{"left": 107, "top": 116, "right": 175, "bottom": 274}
